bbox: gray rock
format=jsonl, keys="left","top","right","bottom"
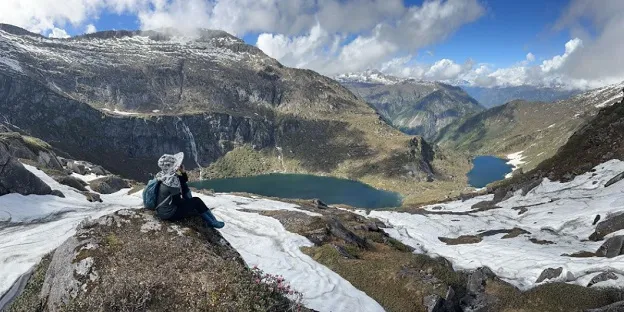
{"left": 605, "top": 172, "right": 624, "bottom": 187}
{"left": 587, "top": 272, "right": 619, "bottom": 287}
{"left": 313, "top": 199, "right": 329, "bottom": 209}
{"left": 535, "top": 267, "right": 564, "bottom": 283}
{"left": 0, "top": 144, "right": 52, "bottom": 196}
{"left": 53, "top": 175, "right": 88, "bottom": 192}
{"left": 80, "top": 192, "right": 102, "bottom": 203}
{"left": 67, "top": 162, "right": 87, "bottom": 175}
{"left": 590, "top": 212, "right": 624, "bottom": 241}
{"left": 39, "top": 236, "right": 94, "bottom": 312}
{"left": 585, "top": 300, "right": 624, "bottom": 312}
{"left": 597, "top": 236, "right": 624, "bottom": 258}
{"left": 89, "top": 165, "right": 108, "bottom": 176}
{"left": 89, "top": 176, "right": 130, "bottom": 194}
{"left": 366, "top": 222, "right": 380, "bottom": 232}
{"left": 593, "top": 214, "right": 601, "bottom": 226}
{"left": 466, "top": 267, "right": 496, "bottom": 294}
{"left": 423, "top": 294, "right": 445, "bottom": 312}
{"left": 326, "top": 217, "right": 370, "bottom": 249}
{"left": 461, "top": 267, "right": 498, "bottom": 312}
{"left": 50, "top": 190, "right": 65, "bottom": 198}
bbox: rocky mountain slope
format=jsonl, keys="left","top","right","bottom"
{"left": 3, "top": 127, "right": 624, "bottom": 312}
{"left": 0, "top": 24, "right": 470, "bottom": 204}
{"left": 436, "top": 82, "right": 624, "bottom": 172}
{"left": 462, "top": 85, "right": 582, "bottom": 108}
{"left": 337, "top": 71, "right": 484, "bottom": 140}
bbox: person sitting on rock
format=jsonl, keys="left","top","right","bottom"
{"left": 154, "top": 152, "right": 225, "bottom": 228}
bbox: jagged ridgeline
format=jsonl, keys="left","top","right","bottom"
{"left": 0, "top": 24, "right": 470, "bottom": 203}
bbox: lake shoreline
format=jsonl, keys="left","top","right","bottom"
{"left": 189, "top": 173, "right": 403, "bottom": 209}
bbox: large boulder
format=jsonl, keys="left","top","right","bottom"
{"left": 0, "top": 133, "right": 63, "bottom": 171}
{"left": 89, "top": 176, "right": 130, "bottom": 194}
{"left": 53, "top": 175, "right": 88, "bottom": 192}
{"left": 596, "top": 236, "right": 624, "bottom": 258}
{"left": 460, "top": 267, "right": 498, "bottom": 311}
{"left": 590, "top": 212, "right": 624, "bottom": 241}
{"left": 7, "top": 210, "right": 305, "bottom": 312}
{"left": 66, "top": 161, "right": 87, "bottom": 175}
{"left": 0, "top": 143, "right": 52, "bottom": 196}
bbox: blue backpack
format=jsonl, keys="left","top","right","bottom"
{"left": 143, "top": 179, "right": 160, "bottom": 210}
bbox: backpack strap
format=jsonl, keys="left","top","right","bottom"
{"left": 154, "top": 194, "right": 172, "bottom": 211}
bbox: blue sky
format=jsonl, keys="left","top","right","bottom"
{"left": 2, "top": 0, "right": 623, "bottom": 88}
{"left": 52, "top": 0, "right": 574, "bottom": 68}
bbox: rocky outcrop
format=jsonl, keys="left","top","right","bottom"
{"left": 0, "top": 72, "right": 276, "bottom": 180}
{"left": 590, "top": 212, "right": 624, "bottom": 241}
{"left": 587, "top": 272, "right": 620, "bottom": 287}
{"left": 88, "top": 176, "right": 130, "bottom": 194}
{"left": 7, "top": 209, "right": 305, "bottom": 312}
{"left": 535, "top": 267, "right": 564, "bottom": 283}
{"left": 0, "top": 142, "right": 52, "bottom": 196}
{"left": 53, "top": 175, "right": 88, "bottom": 192}
{"left": 604, "top": 171, "right": 624, "bottom": 187}
{"left": 0, "top": 132, "right": 63, "bottom": 171}
{"left": 596, "top": 236, "right": 624, "bottom": 258}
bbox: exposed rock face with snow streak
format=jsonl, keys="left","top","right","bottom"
{"left": 9, "top": 209, "right": 307, "bottom": 312}
{"left": 0, "top": 24, "right": 445, "bottom": 194}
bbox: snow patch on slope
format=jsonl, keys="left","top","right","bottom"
{"left": 371, "top": 159, "right": 624, "bottom": 290}
{"left": 0, "top": 165, "right": 383, "bottom": 312}
{"left": 210, "top": 195, "right": 384, "bottom": 312}
{"left": 505, "top": 151, "right": 526, "bottom": 178}
{"left": 0, "top": 164, "right": 142, "bottom": 298}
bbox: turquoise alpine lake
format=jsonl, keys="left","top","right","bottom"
{"left": 467, "top": 156, "right": 514, "bottom": 188}
{"left": 189, "top": 174, "right": 402, "bottom": 209}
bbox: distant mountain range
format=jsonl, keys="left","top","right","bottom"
{"left": 461, "top": 85, "right": 582, "bottom": 108}
{"left": 336, "top": 71, "right": 484, "bottom": 140}
{"left": 0, "top": 24, "right": 471, "bottom": 206}
{"left": 436, "top": 81, "right": 624, "bottom": 171}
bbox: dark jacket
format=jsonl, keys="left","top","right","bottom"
{"left": 156, "top": 172, "right": 188, "bottom": 219}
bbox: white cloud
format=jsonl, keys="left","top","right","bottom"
{"left": 1, "top": 0, "right": 622, "bottom": 89}
{"left": 85, "top": 24, "right": 97, "bottom": 34}
{"left": 48, "top": 27, "right": 70, "bottom": 38}
{"left": 541, "top": 38, "right": 582, "bottom": 73}
{"left": 256, "top": 0, "right": 484, "bottom": 75}
{"left": 425, "top": 59, "right": 463, "bottom": 80}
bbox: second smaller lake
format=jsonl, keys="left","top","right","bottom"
{"left": 467, "top": 156, "right": 514, "bottom": 188}
{"left": 189, "top": 174, "right": 402, "bottom": 209}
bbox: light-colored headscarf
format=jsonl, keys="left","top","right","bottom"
{"left": 155, "top": 152, "right": 184, "bottom": 188}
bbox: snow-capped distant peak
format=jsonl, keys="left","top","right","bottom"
{"left": 335, "top": 70, "right": 406, "bottom": 85}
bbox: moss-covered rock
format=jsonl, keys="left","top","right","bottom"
{"left": 7, "top": 209, "right": 307, "bottom": 312}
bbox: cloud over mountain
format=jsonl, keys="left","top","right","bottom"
{"left": 1, "top": 0, "right": 623, "bottom": 89}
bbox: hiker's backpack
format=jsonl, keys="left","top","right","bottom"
{"left": 143, "top": 179, "right": 160, "bottom": 210}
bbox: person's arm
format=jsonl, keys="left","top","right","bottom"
{"left": 171, "top": 193, "right": 185, "bottom": 206}
{"left": 178, "top": 171, "right": 189, "bottom": 184}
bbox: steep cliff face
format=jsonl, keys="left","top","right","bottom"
{"left": 0, "top": 24, "right": 363, "bottom": 117}
{"left": 0, "top": 72, "right": 275, "bottom": 180}
{"left": 0, "top": 24, "right": 467, "bottom": 201}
